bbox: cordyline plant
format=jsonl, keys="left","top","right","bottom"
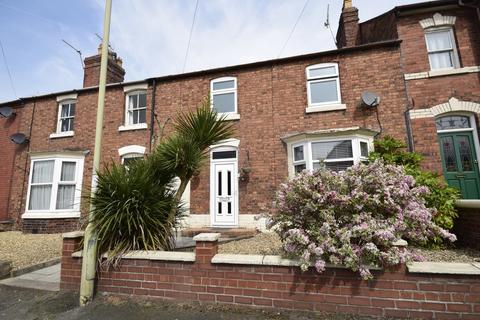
{"left": 89, "top": 98, "right": 235, "bottom": 268}
{"left": 269, "top": 160, "right": 456, "bottom": 280}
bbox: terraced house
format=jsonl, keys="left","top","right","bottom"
{"left": 0, "top": 0, "right": 479, "bottom": 235}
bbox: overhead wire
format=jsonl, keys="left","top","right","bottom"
{"left": 182, "top": 0, "right": 200, "bottom": 73}
{"left": 276, "top": 0, "right": 310, "bottom": 59}
{"left": 0, "top": 39, "right": 17, "bottom": 98}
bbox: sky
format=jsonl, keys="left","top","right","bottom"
{"left": 0, "top": 0, "right": 432, "bottom": 103}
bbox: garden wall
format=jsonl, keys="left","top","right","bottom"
{"left": 61, "top": 232, "right": 480, "bottom": 319}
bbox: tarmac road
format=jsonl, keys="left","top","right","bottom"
{"left": 0, "top": 284, "right": 382, "bottom": 320}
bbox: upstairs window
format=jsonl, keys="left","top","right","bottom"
{"left": 306, "top": 63, "right": 341, "bottom": 107}
{"left": 211, "top": 77, "right": 237, "bottom": 115}
{"left": 425, "top": 29, "right": 459, "bottom": 70}
{"left": 126, "top": 91, "right": 147, "bottom": 126}
{"left": 57, "top": 100, "right": 75, "bottom": 133}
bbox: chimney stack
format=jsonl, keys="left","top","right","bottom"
{"left": 336, "top": 0, "right": 360, "bottom": 48}
{"left": 83, "top": 44, "right": 125, "bottom": 88}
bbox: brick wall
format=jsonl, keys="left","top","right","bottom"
{"left": 397, "top": 7, "right": 480, "bottom": 173}
{"left": 156, "top": 44, "right": 409, "bottom": 216}
{"left": 398, "top": 8, "right": 480, "bottom": 76}
{"left": 22, "top": 218, "right": 81, "bottom": 234}
{"left": 61, "top": 235, "right": 480, "bottom": 319}
{"left": 0, "top": 106, "right": 21, "bottom": 223}
{"left": 7, "top": 42, "right": 409, "bottom": 232}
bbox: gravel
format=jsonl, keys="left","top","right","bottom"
{"left": 0, "top": 231, "right": 62, "bottom": 270}
{"left": 219, "top": 233, "right": 282, "bottom": 255}
{"left": 219, "top": 233, "right": 480, "bottom": 263}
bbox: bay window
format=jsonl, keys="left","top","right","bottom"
{"left": 288, "top": 136, "right": 372, "bottom": 176}
{"left": 24, "top": 154, "right": 84, "bottom": 219}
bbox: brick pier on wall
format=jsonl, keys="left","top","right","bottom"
{"left": 61, "top": 232, "right": 480, "bottom": 319}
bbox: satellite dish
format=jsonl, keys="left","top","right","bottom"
{"left": 10, "top": 133, "right": 29, "bottom": 145}
{"left": 361, "top": 91, "right": 380, "bottom": 107}
{"left": 0, "top": 106, "right": 15, "bottom": 118}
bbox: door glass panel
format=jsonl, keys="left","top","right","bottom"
{"left": 212, "top": 151, "right": 237, "bottom": 159}
{"left": 458, "top": 136, "right": 473, "bottom": 171}
{"left": 218, "top": 171, "right": 222, "bottom": 196}
{"left": 441, "top": 136, "right": 457, "bottom": 172}
{"left": 218, "top": 202, "right": 222, "bottom": 214}
{"left": 228, "top": 202, "right": 231, "bottom": 214}
{"left": 436, "top": 116, "right": 470, "bottom": 131}
{"left": 227, "top": 171, "right": 231, "bottom": 196}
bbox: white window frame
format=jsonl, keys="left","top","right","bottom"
{"left": 118, "top": 145, "right": 146, "bottom": 165}
{"left": 424, "top": 27, "right": 460, "bottom": 71}
{"left": 287, "top": 136, "right": 373, "bottom": 177}
{"left": 119, "top": 90, "right": 148, "bottom": 131}
{"left": 23, "top": 153, "right": 85, "bottom": 219}
{"left": 210, "top": 77, "right": 239, "bottom": 120}
{"left": 50, "top": 99, "right": 76, "bottom": 139}
{"left": 305, "top": 63, "right": 345, "bottom": 113}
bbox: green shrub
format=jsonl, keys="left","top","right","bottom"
{"left": 89, "top": 98, "right": 235, "bottom": 268}
{"left": 90, "top": 159, "right": 184, "bottom": 267}
{"left": 369, "top": 136, "right": 459, "bottom": 233}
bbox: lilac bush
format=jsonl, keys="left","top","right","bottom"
{"left": 270, "top": 160, "right": 456, "bottom": 279}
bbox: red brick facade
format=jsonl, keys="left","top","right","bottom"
{"left": 0, "top": 0, "right": 479, "bottom": 233}
{"left": 61, "top": 235, "right": 480, "bottom": 319}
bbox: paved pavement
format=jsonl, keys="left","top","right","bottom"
{"left": 0, "top": 285, "right": 378, "bottom": 320}
{"left": 0, "top": 263, "right": 60, "bottom": 291}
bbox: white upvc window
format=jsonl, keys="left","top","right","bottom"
{"left": 121, "top": 153, "right": 144, "bottom": 167}
{"left": 24, "top": 154, "right": 84, "bottom": 219}
{"left": 118, "top": 145, "right": 146, "bottom": 167}
{"left": 289, "top": 136, "right": 372, "bottom": 176}
{"left": 210, "top": 77, "right": 238, "bottom": 119}
{"left": 306, "top": 63, "right": 344, "bottom": 112}
{"left": 125, "top": 90, "right": 147, "bottom": 126}
{"left": 425, "top": 28, "right": 460, "bottom": 70}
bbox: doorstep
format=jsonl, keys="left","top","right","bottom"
{"left": 181, "top": 227, "right": 259, "bottom": 239}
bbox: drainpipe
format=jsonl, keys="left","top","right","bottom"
{"left": 80, "top": 0, "right": 112, "bottom": 306}
{"left": 149, "top": 78, "right": 157, "bottom": 152}
{"left": 17, "top": 98, "right": 35, "bottom": 224}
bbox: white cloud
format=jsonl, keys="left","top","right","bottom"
{"left": 109, "top": 0, "right": 337, "bottom": 80}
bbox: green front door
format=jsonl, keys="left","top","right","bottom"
{"left": 438, "top": 132, "right": 480, "bottom": 199}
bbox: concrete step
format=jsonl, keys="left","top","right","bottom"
{"left": 181, "top": 228, "right": 258, "bottom": 239}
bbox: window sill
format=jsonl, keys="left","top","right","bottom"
{"left": 22, "top": 211, "right": 81, "bottom": 219}
{"left": 118, "top": 123, "right": 148, "bottom": 132}
{"left": 49, "top": 131, "right": 74, "bottom": 139}
{"left": 306, "top": 104, "right": 346, "bottom": 113}
{"left": 404, "top": 66, "right": 480, "bottom": 80}
{"left": 217, "top": 113, "right": 240, "bottom": 121}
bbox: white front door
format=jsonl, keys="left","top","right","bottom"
{"left": 210, "top": 149, "right": 238, "bottom": 227}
